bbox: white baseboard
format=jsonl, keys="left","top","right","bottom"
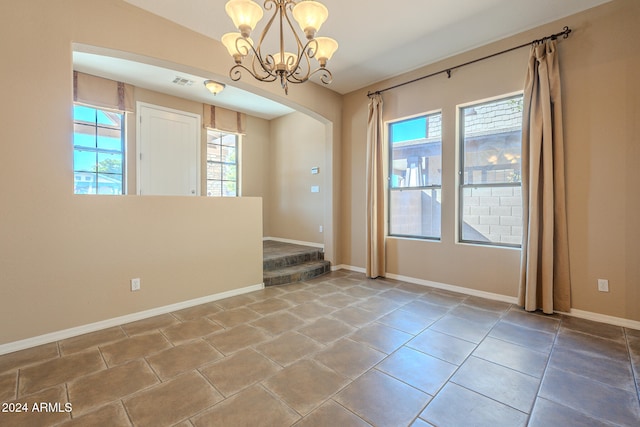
{"left": 561, "top": 309, "right": 640, "bottom": 331}
{"left": 0, "top": 283, "right": 264, "bottom": 356}
{"left": 333, "top": 264, "right": 365, "bottom": 273}
{"left": 336, "top": 265, "right": 640, "bottom": 330}
{"left": 263, "top": 236, "right": 324, "bottom": 250}
{"left": 385, "top": 272, "right": 519, "bottom": 304}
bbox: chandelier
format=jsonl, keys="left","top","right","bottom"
{"left": 221, "top": 0, "right": 338, "bottom": 95}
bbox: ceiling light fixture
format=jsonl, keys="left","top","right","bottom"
{"left": 204, "top": 80, "right": 226, "bottom": 95}
{"left": 221, "top": 0, "right": 338, "bottom": 95}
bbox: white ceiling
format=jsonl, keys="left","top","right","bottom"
{"left": 75, "top": 0, "right": 611, "bottom": 118}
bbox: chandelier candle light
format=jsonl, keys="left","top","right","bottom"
{"left": 221, "top": 0, "right": 338, "bottom": 94}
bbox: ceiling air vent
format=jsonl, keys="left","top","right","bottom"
{"left": 172, "top": 76, "right": 195, "bottom": 86}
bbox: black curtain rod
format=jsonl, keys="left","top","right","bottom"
{"left": 367, "top": 26, "right": 572, "bottom": 98}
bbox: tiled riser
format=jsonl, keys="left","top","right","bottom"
{"left": 263, "top": 242, "right": 331, "bottom": 287}
{"left": 263, "top": 251, "right": 323, "bottom": 271}
{"left": 264, "top": 263, "right": 332, "bottom": 287}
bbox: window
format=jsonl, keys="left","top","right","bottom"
{"left": 389, "top": 113, "right": 442, "bottom": 239}
{"left": 206, "top": 129, "right": 238, "bottom": 197}
{"left": 73, "top": 105, "right": 125, "bottom": 195}
{"left": 459, "top": 95, "right": 523, "bottom": 246}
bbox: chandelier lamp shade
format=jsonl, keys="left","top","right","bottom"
{"left": 221, "top": 0, "right": 338, "bottom": 94}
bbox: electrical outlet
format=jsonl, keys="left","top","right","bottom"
{"left": 319, "top": 225, "right": 323, "bottom": 233}
{"left": 597, "top": 279, "right": 609, "bottom": 292}
{"left": 131, "top": 278, "right": 141, "bottom": 292}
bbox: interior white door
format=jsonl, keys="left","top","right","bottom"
{"left": 138, "top": 103, "right": 200, "bottom": 196}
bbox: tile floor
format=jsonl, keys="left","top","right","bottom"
{"left": 1, "top": 271, "right": 639, "bottom": 426}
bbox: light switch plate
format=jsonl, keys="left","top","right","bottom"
{"left": 597, "top": 279, "right": 609, "bottom": 292}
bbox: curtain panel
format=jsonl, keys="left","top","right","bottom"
{"left": 366, "top": 94, "right": 386, "bottom": 278}
{"left": 203, "top": 104, "right": 246, "bottom": 135}
{"left": 73, "top": 71, "right": 133, "bottom": 112}
{"left": 519, "top": 40, "right": 571, "bottom": 314}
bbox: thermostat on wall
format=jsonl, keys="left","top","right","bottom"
{"left": 311, "top": 167, "right": 319, "bottom": 174}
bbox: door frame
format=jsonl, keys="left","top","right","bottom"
{"left": 135, "top": 101, "right": 202, "bottom": 196}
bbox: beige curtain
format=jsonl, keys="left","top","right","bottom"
{"left": 519, "top": 40, "right": 571, "bottom": 314}
{"left": 73, "top": 71, "right": 133, "bottom": 112}
{"left": 203, "top": 104, "right": 246, "bottom": 134}
{"left": 366, "top": 94, "right": 386, "bottom": 278}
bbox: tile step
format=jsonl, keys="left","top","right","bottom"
{"left": 263, "top": 260, "right": 331, "bottom": 287}
{"left": 263, "top": 249, "right": 324, "bottom": 271}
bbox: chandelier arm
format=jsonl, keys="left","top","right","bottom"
{"left": 298, "top": 38, "right": 318, "bottom": 81}
{"left": 232, "top": 35, "right": 277, "bottom": 80}
{"left": 283, "top": 3, "right": 308, "bottom": 76}
{"left": 252, "top": 62, "right": 279, "bottom": 81}
{"left": 251, "top": 52, "right": 275, "bottom": 79}
{"left": 308, "top": 66, "right": 334, "bottom": 85}
{"left": 229, "top": 64, "right": 248, "bottom": 82}
{"left": 233, "top": 38, "right": 249, "bottom": 58}
{"left": 253, "top": 0, "right": 279, "bottom": 61}
{"left": 285, "top": 75, "right": 306, "bottom": 84}
{"left": 285, "top": 55, "right": 299, "bottom": 77}
{"left": 305, "top": 38, "right": 318, "bottom": 60}
{"left": 236, "top": 36, "right": 256, "bottom": 57}
{"left": 255, "top": 73, "right": 279, "bottom": 83}
{"left": 284, "top": 4, "right": 306, "bottom": 56}
{"left": 286, "top": 65, "right": 308, "bottom": 84}
{"left": 230, "top": 63, "right": 278, "bottom": 83}
{"left": 262, "top": 0, "right": 276, "bottom": 8}
{"left": 284, "top": 66, "right": 333, "bottom": 86}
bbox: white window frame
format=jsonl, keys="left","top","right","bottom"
{"left": 72, "top": 103, "right": 126, "bottom": 195}
{"left": 206, "top": 128, "right": 240, "bottom": 197}
{"left": 457, "top": 92, "right": 524, "bottom": 248}
{"left": 387, "top": 110, "right": 443, "bottom": 240}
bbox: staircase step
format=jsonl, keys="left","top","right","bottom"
{"left": 263, "top": 241, "right": 323, "bottom": 270}
{"left": 263, "top": 240, "right": 332, "bottom": 286}
{"left": 264, "top": 249, "right": 323, "bottom": 271}
{"left": 263, "top": 259, "right": 331, "bottom": 287}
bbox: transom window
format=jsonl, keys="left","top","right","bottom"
{"left": 206, "top": 129, "right": 239, "bottom": 197}
{"left": 73, "top": 105, "right": 125, "bottom": 195}
{"left": 388, "top": 112, "right": 443, "bottom": 240}
{"left": 459, "top": 95, "right": 523, "bottom": 246}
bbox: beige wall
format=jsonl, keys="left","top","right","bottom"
{"left": 268, "top": 112, "right": 326, "bottom": 244}
{"left": 242, "top": 116, "right": 272, "bottom": 234}
{"left": 0, "top": 0, "right": 341, "bottom": 346}
{"left": 341, "top": 0, "right": 640, "bottom": 321}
